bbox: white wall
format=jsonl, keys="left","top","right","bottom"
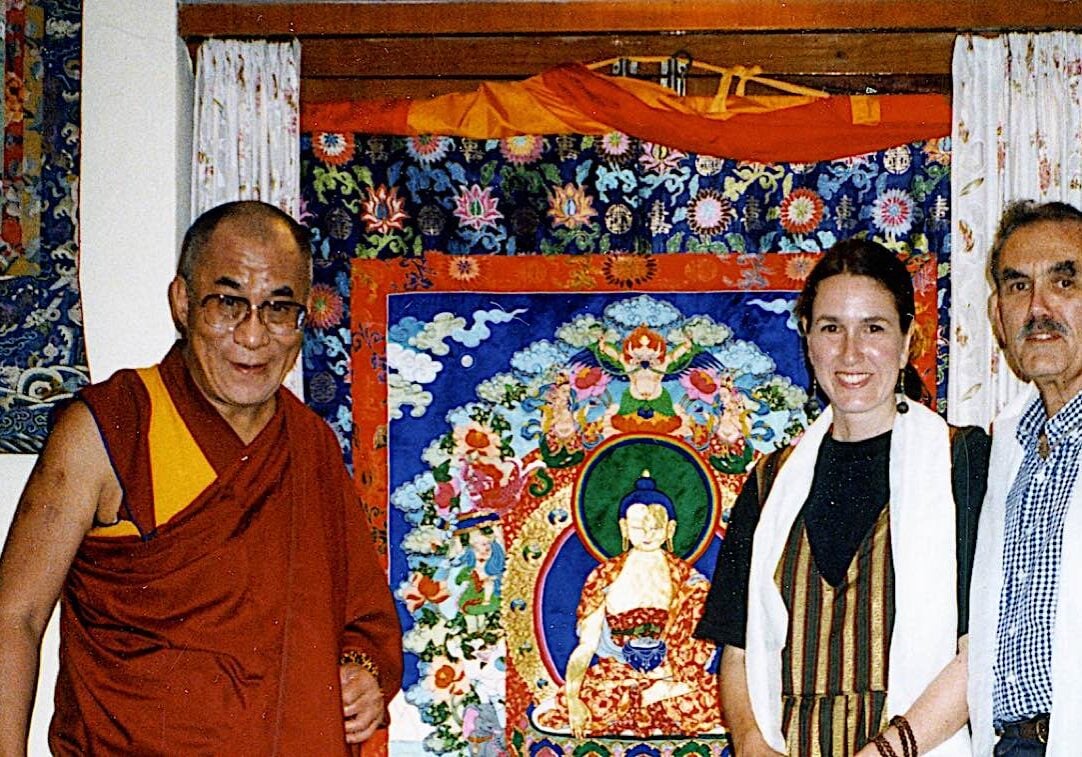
{"left": 0, "top": 0, "right": 192, "bottom": 751}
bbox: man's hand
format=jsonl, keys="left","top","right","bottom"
{"left": 340, "top": 663, "right": 383, "bottom": 745}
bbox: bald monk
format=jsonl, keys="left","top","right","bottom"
{"left": 0, "top": 201, "right": 402, "bottom": 755}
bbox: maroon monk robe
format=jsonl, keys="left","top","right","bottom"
{"left": 50, "top": 344, "right": 402, "bottom": 755}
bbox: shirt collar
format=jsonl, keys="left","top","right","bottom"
{"left": 1016, "top": 389, "right": 1082, "bottom": 447}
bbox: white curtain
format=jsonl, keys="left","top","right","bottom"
{"left": 190, "top": 38, "right": 304, "bottom": 396}
{"left": 949, "top": 32, "right": 1082, "bottom": 428}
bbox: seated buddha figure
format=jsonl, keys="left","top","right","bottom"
{"left": 534, "top": 471, "right": 720, "bottom": 738}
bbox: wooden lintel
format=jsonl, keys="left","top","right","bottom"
{"left": 298, "top": 32, "right": 957, "bottom": 78}
{"left": 179, "top": 0, "right": 1082, "bottom": 38}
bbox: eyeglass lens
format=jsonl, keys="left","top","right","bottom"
{"left": 200, "top": 293, "right": 305, "bottom": 334}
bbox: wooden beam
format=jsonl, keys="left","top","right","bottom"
{"left": 299, "top": 32, "right": 956, "bottom": 78}
{"left": 180, "top": 0, "right": 1082, "bottom": 37}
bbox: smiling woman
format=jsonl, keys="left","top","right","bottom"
{"left": 696, "top": 239, "right": 990, "bottom": 757}
{"left": 802, "top": 272, "right": 912, "bottom": 442}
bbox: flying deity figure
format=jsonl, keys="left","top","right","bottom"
{"left": 573, "top": 325, "right": 721, "bottom": 434}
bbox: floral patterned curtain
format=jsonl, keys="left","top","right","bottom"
{"left": 950, "top": 32, "right": 1082, "bottom": 427}
{"left": 0, "top": 0, "right": 85, "bottom": 453}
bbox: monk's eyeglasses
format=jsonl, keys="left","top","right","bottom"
{"left": 196, "top": 292, "right": 307, "bottom": 335}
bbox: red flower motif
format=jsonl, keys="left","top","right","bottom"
{"left": 360, "top": 184, "right": 409, "bottom": 234}
{"left": 680, "top": 367, "right": 721, "bottom": 403}
{"left": 602, "top": 253, "right": 657, "bottom": 288}
{"left": 307, "top": 283, "right": 344, "bottom": 329}
{"left": 499, "top": 135, "right": 544, "bottom": 164}
{"left": 402, "top": 572, "right": 450, "bottom": 612}
{"left": 464, "top": 429, "right": 492, "bottom": 451}
{"left": 434, "top": 481, "right": 458, "bottom": 512}
{"left": 872, "top": 189, "right": 915, "bottom": 236}
{"left": 780, "top": 188, "right": 825, "bottom": 235}
{"left": 313, "top": 132, "right": 355, "bottom": 166}
{"left": 447, "top": 256, "right": 480, "bottom": 282}
{"left": 571, "top": 365, "right": 609, "bottom": 399}
{"left": 688, "top": 189, "right": 736, "bottom": 236}
{"left": 690, "top": 369, "right": 718, "bottom": 396}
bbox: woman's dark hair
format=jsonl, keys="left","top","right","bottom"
{"left": 794, "top": 237, "right": 930, "bottom": 404}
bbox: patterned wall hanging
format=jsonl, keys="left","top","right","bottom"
{"left": 351, "top": 252, "right": 938, "bottom": 756}
{"left": 1, "top": 0, "right": 87, "bottom": 452}
{"left": 299, "top": 74, "right": 952, "bottom": 755}
{"left": 301, "top": 133, "right": 952, "bottom": 467}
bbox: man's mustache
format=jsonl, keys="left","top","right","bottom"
{"left": 1018, "top": 315, "right": 1069, "bottom": 340}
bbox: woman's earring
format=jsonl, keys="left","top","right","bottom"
{"left": 804, "top": 375, "right": 820, "bottom": 416}
{"left": 895, "top": 370, "right": 909, "bottom": 414}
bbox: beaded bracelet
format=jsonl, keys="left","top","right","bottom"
{"left": 872, "top": 734, "right": 899, "bottom": 757}
{"left": 339, "top": 649, "right": 381, "bottom": 685}
{"left": 889, "top": 715, "right": 918, "bottom": 757}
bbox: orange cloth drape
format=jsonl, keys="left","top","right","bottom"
{"left": 302, "top": 63, "right": 950, "bottom": 162}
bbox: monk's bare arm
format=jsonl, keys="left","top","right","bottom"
{"left": 0, "top": 402, "right": 112, "bottom": 756}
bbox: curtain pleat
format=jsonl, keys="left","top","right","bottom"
{"left": 949, "top": 33, "right": 1082, "bottom": 427}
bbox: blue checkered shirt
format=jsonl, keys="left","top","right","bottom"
{"left": 993, "top": 391, "right": 1082, "bottom": 724}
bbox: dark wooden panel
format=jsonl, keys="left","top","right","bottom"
{"left": 180, "top": 0, "right": 1082, "bottom": 37}
{"left": 298, "top": 32, "right": 957, "bottom": 78}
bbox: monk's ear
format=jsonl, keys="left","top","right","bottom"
{"left": 168, "top": 276, "right": 190, "bottom": 334}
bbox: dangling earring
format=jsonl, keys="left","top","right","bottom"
{"left": 895, "top": 370, "right": 909, "bottom": 414}
{"left": 805, "top": 375, "right": 821, "bottom": 416}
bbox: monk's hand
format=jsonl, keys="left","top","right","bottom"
{"left": 340, "top": 663, "right": 383, "bottom": 744}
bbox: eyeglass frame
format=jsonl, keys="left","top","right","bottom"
{"left": 189, "top": 288, "right": 308, "bottom": 335}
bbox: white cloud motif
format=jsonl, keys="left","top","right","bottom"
{"left": 555, "top": 314, "right": 605, "bottom": 347}
{"left": 681, "top": 314, "right": 732, "bottom": 346}
{"left": 717, "top": 339, "right": 777, "bottom": 375}
{"left": 451, "top": 307, "right": 527, "bottom": 348}
{"left": 412, "top": 312, "right": 466, "bottom": 355}
{"left": 387, "top": 342, "right": 443, "bottom": 384}
{"left": 388, "top": 372, "right": 435, "bottom": 420}
{"left": 510, "top": 340, "right": 569, "bottom": 377}
{"left": 604, "top": 295, "right": 682, "bottom": 330}
{"left": 748, "top": 297, "right": 800, "bottom": 331}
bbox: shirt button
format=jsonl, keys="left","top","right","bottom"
{"left": 1006, "top": 672, "right": 1017, "bottom": 684}
{"left": 1035, "top": 470, "right": 1046, "bottom": 483}
{"left": 1017, "top": 569, "right": 1028, "bottom": 582}
{"left": 1008, "top": 625, "right": 1018, "bottom": 637}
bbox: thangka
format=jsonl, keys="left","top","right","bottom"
{"left": 1, "top": 0, "right": 87, "bottom": 452}
{"left": 352, "top": 252, "right": 939, "bottom": 756}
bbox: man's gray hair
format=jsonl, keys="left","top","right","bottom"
{"left": 178, "top": 201, "right": 312, "bottom": 283}
{"left": 989, "top": 200, "right": 1082, "bottom": 286}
